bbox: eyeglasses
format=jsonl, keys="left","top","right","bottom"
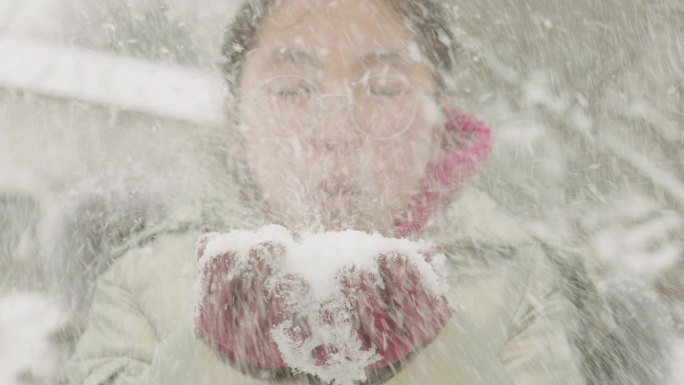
{"left": 239, "top": 75, "right": 433, "bottom": 141}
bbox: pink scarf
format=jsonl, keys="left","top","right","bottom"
{"left": 394, "top": 109, "right": 493, "bottom": 238}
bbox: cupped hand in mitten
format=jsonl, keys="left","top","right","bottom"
{"left": 337, "top": 249, "right": 452, "bottom": 368}
{"left": 195, "top": 233, "right": 303, "bottom": 369}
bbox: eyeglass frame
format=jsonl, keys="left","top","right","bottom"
{"left": 236, "top": 74, "right": 438, "bottom": 142}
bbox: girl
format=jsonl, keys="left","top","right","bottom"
{"left": 67, "top": 0, "right": 589, "bottom": 384}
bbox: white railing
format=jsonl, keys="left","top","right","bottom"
{"left": 0, "top": 35, "right": 225, "bottom": 126}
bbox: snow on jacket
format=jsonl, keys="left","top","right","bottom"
{"left": 66, "top": 184, "right": 588, "bottom": 385}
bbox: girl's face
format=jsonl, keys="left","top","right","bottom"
{"left": 235, "top": 0, "right": 445, "bottom": 233}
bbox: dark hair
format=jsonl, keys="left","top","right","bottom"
{"left": 220, "top": 0, "right": 461, "bottom": 97}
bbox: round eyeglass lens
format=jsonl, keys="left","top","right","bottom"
{"left": 256, "top": 76, "right": 320, "bottom": 134}
{"left": 352, "top": 75, "right": 418, "bottom": 141}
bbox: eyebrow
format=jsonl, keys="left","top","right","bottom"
{"left": 266, "top": 48, "right": 322, "bottom": 68}
{"left": 357, "top": 51, "right": 413, "bottom": 70}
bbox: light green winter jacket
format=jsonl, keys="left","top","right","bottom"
{"left": 66, "top": 186, "right": 586, "bottom": 385}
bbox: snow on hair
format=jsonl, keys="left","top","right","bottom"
{"left": 220, "top": 0, "right": 462, "bottom": 96}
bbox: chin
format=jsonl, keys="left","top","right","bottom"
{"left": 274, "top": 207, "right": 392, "bottom": 235}
{"left": 338, "top": 213, "right": 396, "bottom": 235}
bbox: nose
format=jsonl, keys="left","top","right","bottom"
{"left": 312, "top": 93, "right": 363, "bottom": 153}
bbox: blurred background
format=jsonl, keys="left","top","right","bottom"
{"left": 0, "top": 0, "right": 682, "bottom": 383}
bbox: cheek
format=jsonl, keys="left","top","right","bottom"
{"left": 241, "top": 109, "right": 313, "bottom": 169}
{"left": 243, "top": 133, "right": 314, "bottom": 192}
{"left": 368, "top": 115, "right": 442, "bottom": 195}
{"left": 367, "top": 141, "right": 432, "bottom": 202}
{"left": 377, "top": 126, "right": 438, "bottom": 175}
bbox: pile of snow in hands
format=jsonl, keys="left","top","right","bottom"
{"left": 194, "top": 225, "right": 451, "bottom": 385}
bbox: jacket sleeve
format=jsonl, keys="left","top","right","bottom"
{"left": 66, "top": 242, "right": 269, "bottom": 385}
{"left": 385, "top": 243, "right": 585, "bottom": 385}
{"left": 66, "top": 248, "right": 159, "bottom": 385}
{"left": 499, "top": 245, "right": 586, "bottom": 385}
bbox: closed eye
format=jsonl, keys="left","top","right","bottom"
{"left": 267, "top": 81, "right": 315, "bottom": 102}
{"left": 369, "top": 86, "right": 404, "bottom": 97}
{"left": 274, "top": 87, "right": 312, "bottom": 99}
{"left": 364, "top": 76, "right": 411, "bottom": 99}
